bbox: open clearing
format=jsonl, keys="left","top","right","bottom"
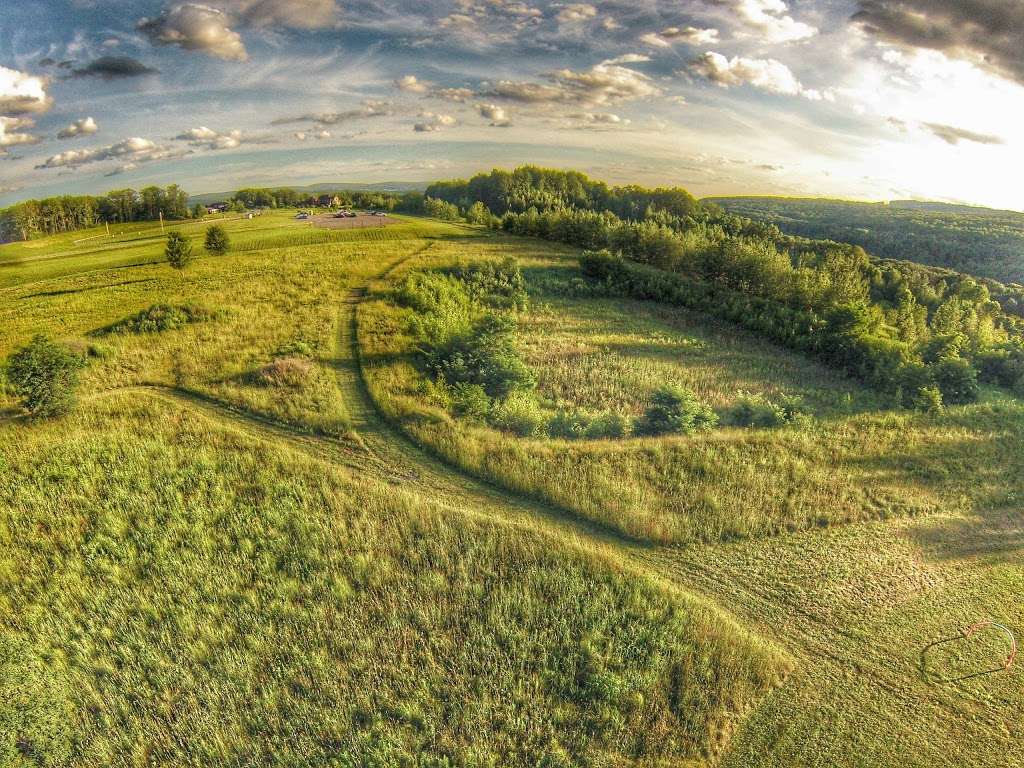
{"left": 1, "top": 211, "right": 1022, "bottom": 766}
{"left": 310, "top": 212, "right": 399, "bottom": 229}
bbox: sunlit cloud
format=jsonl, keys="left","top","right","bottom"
{"left": 138, "top": 4, "right": 248, "bottom": 61}
{"left": 0, "top": 66, "right": 52, "bottom": 115}
{"left": 57, "top": 117, "right": 99, "bottom": 139}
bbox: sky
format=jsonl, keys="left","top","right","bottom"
{"left": 1, "top": 0, "right": 1023, "bottom": 209}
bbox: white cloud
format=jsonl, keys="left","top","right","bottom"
{"left": 477, "top": 103, "right": 511, "bottom": 125}
{"left": 57, "top": 116, "right": 99, "bottom": 139}
{"left": 555, "top": 3, "right": 596, "bottom": 23}
{"left": 641, "top": 26, "right": 720, "bottom": 48}
{"left": 430, "top": 87, "right": 475, "bottom": 102}
{"left": 414, "top": 112, "right": 456, "bottom": 132}
{"left": 569, "top": 111, "right": 630, "bottom": 127}
{"left": 395, "top": 74, "right": 429, "bottom": 93}
{"left": 711, "top": 0, "right": 816, "bottom": 44}
{"left": 690, "top": 52, "right": 833, "bottom": 100}
{"left": 37, "top": 137, "right": 183, "bottom": 169}
{"left": 487, "top": 59, "right": 660, "bottom": 108}
{"left": 175, "top": 126, "right": 245, "bottom": 149}
{"left": 0, "top": 66, "right": 51, "bottom": 115}
{"left": 0, "top": 116, "right": 41, "bottom": 150}
{"left": 138, "top": 4, "right": 248, "bottom": 61}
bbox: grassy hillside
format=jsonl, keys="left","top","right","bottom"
{"left": 707, "top": 196, "right": 1024, "bottom": 286}
{"left": 0, "top": 212, "right": 788, "bottom": 767}
{"left": 2, "top": 209, "right": 1022, "bottom": 767}
{"left": 358, "top": 237, "right": 1024, "bottom": 545}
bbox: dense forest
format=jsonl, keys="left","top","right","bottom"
{"left": 426, "top": 167, "right": 1024, "bottom": 408}
{"left": 708, "top": 196, "right": 1024, "bottom": 286}
{"left": 0, "top": 185, "right": 191, "bottom": 241}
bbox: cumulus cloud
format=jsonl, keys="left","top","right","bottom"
{"left": 175, "top": 125, "right": 246, "bottom": 149}
{"left": 924, "top": 122, "right": 1004, "bottom": 146}
{"left": 70, "top": 56, "right": 158, "bottom": 79}
{"left": 0, "top": 116, "right": 41, "bottom": 150}
{"left": 431, "top": 87, "right": 475, "bottom": 102}
{"left": 58, "top": 117, "right": 99, "bottom": 139}
{"left": 641, "top": 26, "right": 720, "bottom": 48}
{"left": 138, "top": 4, "right": 248, "bottom": 61}
{"left": 568, "top": 111, "right": 631, "bottom": 127}
{"left": 555, "top": 3, "right": 597, "bottom": 23}
{"left": 395, "top": 75, "right": 429, "bottom": 93}
{"left": 486, "top": 59, "right": 660, "bottom": 108}
{"left": 853, "top": 0, "right": 1024, "bottom": 86}
{"left": 710, "top": 0, "right": 816, "bottom": 43}
{"left": 0, "top": 66, "right": 51, "bottom": 115}
{"left": 477, "top": 103, "right": 511, "bottom": 125}
{"left": 36, "top": 137, "right": 182, "bottom": 169}
{"left": 690, "top": 52, "right": 833, "bottom": 100}
{"left": 414, "top": 112, "right": 456, "bottom": 132}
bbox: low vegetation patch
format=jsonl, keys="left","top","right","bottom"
{"left": 99, "top": 303, "right": 216, "bottom": 335}
{"left": 3, "top": 335, "right": 85, "bottom": 417}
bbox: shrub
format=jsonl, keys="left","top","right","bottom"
{"left": 5, "top": 335, "right": 85, "bottom": 416}
{"left": 490, "top": 392, "right": 546, "bottom": 437}
{"left": 548, "top": 408, "right": 592, "bottom": 439}
{"left": 102, "top": 304, "right": 213, "bottom": 334}
{"left": 730, "top": 392, "right": 810, "bottom": 429}
{"left": 930, "top": 357, "right": 980, "bottom": 405}
{"left": 465, "top": 201, "right": 492, "bottom": 225}
{"left": 910, "top": 385, "right": 944, "bottom": 413}
{"left": 730, "top": 392, "right": 788, "bottom": 428}
{"left": 204, "top": 225, "right": 230, "bottom": 256}
{"left": 450, "top": 382, "right": 491, "bottom": 422}
{"left": 165, "top": 231, "right": 193, "bottom": 270}
{"left": 634, "top": 384, "right": 718, "bottom": 436}
{"left": 452, "top": 258, "right": 528, "bottom": 310}
{"left": 584, "top": 411, "right": 629, "bottom": 440}
{"left": 430, "top": 313, "right": 535, "bottom": 399}
{"left": 255, "top": 357, "right": 312, "bottom": 388}
{"left": 580, "top": 250, "right": 630, "bottom": 283}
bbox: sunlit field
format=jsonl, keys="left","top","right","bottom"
{"left": 2, "top": 211, "right": 1021, "bottom": 767}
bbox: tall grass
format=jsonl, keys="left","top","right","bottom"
{"left": 0, "top": 396, "right": 789, "bottom": 766}
{"left": 357, "top": 239, "right": 1024, "bottom": 545}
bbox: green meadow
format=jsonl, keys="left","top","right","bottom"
{"left": 2, "top": 210, "right": 1021, "bottom": 767}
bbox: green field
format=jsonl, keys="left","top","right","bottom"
{"left": 2, "top": 211, "right": 1022, "bottom": 766}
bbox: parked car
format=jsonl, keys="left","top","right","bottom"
{"left": 295, "top": 212, "right": 309, "bottom": 220}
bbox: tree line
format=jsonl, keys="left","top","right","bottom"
{"left": 423, "top": 166, "right": 1024, "bottom": 407}
{"left": 231, "top": 187, "right": 422, "bottom": 212}
{"left": 0, "top": 185, "right": 191, "bottom": 241}
{"left": 710, "top": 196, "right": 1024, "bottom": 307}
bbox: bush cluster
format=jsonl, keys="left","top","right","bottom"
{"left": 729, "top": 392, "right": 811, "bottom": 428}
{"left": 4, "top": 335, "right": 85, "bottom": 417}
{"left": 101, "top": 304, "right": 215, "bottom": 335}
